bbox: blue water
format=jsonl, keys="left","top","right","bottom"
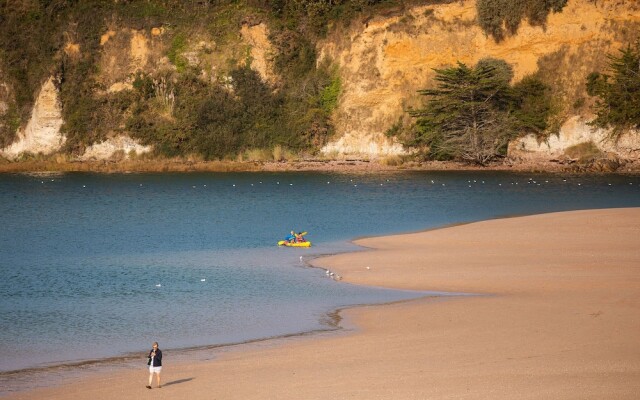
{"left": 0, "top": 171, "right": 639, "bottom": 382}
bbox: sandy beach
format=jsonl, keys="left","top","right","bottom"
{"left": 5, "top": 208, "right": 640, "bottom": 399}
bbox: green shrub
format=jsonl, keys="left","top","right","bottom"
{"left": 168, "top": 33, "right": 189, "bottom": 73}
{"left": 476, "top": 0, "right": 568, "bottom": 41}
{"left": 586, "top": 41, "right": 640, "bottom": 139}
{"left": 320, "top": 72, "right": 341, "bottom": 113}
{"left": 564, "top": 141, "right": 603, "bottom": 161}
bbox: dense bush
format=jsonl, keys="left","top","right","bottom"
{"left": 409, "top": 58, "right": 553, "bottom": 164}
{"left": 477, "top": 0, "right": 567, "bottom": 42}
{"left": 586, "top": 41, "right": 640, "bottom": 139}
{"left": 0, "top": 0, "right": 70, "bottom": 146}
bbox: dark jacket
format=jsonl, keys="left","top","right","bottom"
{"left": 148, "top": 348, "right": 162, "bottom": 367}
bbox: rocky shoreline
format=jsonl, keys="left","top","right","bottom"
{"left": 1, "top": 157, "right": 639, "bottom": 174}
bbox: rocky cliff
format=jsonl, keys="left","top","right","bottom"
{"left": 318, "top": 0, "right": 640, "bottom": 161}
{"left": 1, "top": 77, "right": 65, "bottom": 159}
{"left": 1, "top": 0, "right": 639, "bottom": 165}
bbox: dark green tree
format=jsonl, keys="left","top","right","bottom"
{"left": 512, "top": 74, "right": 554, "bottom": 138}
{"left": 586, "top": 42, "right": 640, "bottom": 139}
{"left": 410, "top": 61, "right": 515, "bottom": 164}
{"left": 409, "top": 59, "right": 552, "bottom": 165}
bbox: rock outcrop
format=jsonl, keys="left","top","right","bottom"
{"left": 1, "top": 77, "right": 65, "bottom": 159}
{"left": 79, "top": 135, "right": 152, "bottom": 161}
{"left": 509, "top": 116, "right": 640, "bottom": 162}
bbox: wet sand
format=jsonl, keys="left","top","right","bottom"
{"left": 5, "top": 208, "right": 640, "bottom": 399}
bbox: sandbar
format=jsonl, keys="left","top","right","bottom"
{"left": 5, "top": 208, "right": 640, "bottom": 399}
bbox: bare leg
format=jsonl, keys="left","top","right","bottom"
{"left": 156, "top": 372, "right": 161, "bottom": 388}
{"left": 147, "top": 371, "right": 153, "bottom": 388}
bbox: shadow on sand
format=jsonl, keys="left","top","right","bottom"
{"left": 163, "top": 378, "right": 195, "bottom": 387}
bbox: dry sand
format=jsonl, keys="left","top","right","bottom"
{"left": 6, "top": 208, "right": 640, "bottom": 399}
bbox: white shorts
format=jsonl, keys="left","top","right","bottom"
{"left": 149, "top": 366, "right": 162, "bottom": 374}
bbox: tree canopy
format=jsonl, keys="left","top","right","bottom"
{"left": 586, "top": 41, "right": 640, "bottom": 139}
{"left": 409, "top": 59, "right": 552, "bottom": 165}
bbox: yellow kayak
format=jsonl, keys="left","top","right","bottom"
{"left": 277, "top": 240, "right": 311, "bottom": 247}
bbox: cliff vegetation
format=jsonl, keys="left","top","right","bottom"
{"left": 0, "top": 0, "right": 639, "bottom": 170}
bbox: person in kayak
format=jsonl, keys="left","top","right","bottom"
{"left": 285, "top": 231, "right": 296, "bottom": 243}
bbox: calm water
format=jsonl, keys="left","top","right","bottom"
{"left": 0, "top": 171, "right": 639, "bottom": 390}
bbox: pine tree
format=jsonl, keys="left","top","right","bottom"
{"left": 586, "top": 42, "right": 640, "bottom": 139}
{"left": 409, "top": 59, "right": 552, "bottom": 165}
{"left": 410, "top": 61, "right": 516, "bottom": 165}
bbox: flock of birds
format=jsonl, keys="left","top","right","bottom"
{"left": 325, "top": 269, "right": 342, "bottom": 281}
{"left": 36, "top": 176, "right": 638, "bottom": 190}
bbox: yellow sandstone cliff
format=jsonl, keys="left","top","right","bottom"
{"left": 318, "top": 0, "right": 640, "bottom": 161}
{"left": 1, "top": 0, "right": 639, "bottom": 164}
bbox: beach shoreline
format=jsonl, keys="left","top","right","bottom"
{"left": 4, "top": 208, "right": 640, "bottom": 399}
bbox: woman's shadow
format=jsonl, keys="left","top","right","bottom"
{"left": 163, "top": 378, "right": 195, "bottom": 387}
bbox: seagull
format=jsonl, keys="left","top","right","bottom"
{"left": 366, "top": 266, "right": 370, "bottom": 270}
{"left": 155, "top": 284, "right": 162, "bottom": 287}
{"left": 200, "top": 279, "right": 206, "bottom": 282}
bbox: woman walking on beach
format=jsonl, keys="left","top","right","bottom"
{"left": 146, "top": 342, "right": 162, "bottom": 389}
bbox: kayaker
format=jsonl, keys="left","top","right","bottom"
{"left": 285, "top": 231, "right": 296, "bottom": 243}
{"left": 295, "top": 232, "right": 306, "bottom": 242}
